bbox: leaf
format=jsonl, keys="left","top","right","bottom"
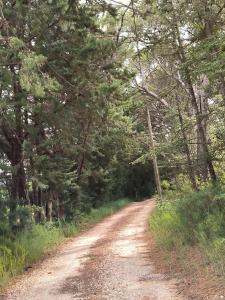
{"left": 9, "top": 37, "right": 25, "bottom": 50}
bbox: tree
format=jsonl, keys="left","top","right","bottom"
{"left": 0, "top": 0, "right": 155, "bottom": 222}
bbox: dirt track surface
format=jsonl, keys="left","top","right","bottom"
{"left": 3, "top": 199, "right": 184, "bottom": 300}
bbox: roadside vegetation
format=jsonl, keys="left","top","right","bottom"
{"left": 0, "top": 0, "right": 156, "bottom": 290}
{"left": 150, "top": 180, "right": 225, "bottom": 276}
{"left": 2, "top": 0, "right": 225, "bottom": 297}
{"left": 0, "top": 198, "right": 130, "bottom": 288}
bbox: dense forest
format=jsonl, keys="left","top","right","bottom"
{"left": 0, "top": 0, "right": 156, "bottom": 226}
{"left": 1, "top": 0, "right": 225, "bottom": 291}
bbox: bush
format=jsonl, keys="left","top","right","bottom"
{"left": 10, "top": 205, "right": 35, "bottom": 231}
{"left": 161, "top": 180, "right": 171, "bottom": 191}
{"left": 0, "top": 198, "right": 130, "bottom": 288}
{"left": 205, "top": 238, "right": 225, "bottom": 272}
{"left": 150, "top": 202, "right": 191, "bottom": 249}
{"left": 0, "top": 222, "right": 10, "bottom": 236}
{"left": 150, "top": 185, "right": 225, "bottom": 274}
{"left": 9, "top": 205, "right": 47, "bottom": 232}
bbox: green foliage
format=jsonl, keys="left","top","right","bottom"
{"left": 0, "top": 198, "right": 130, "bottom": 288}
{"left": 9, "top": 205, "right": 46, "bottom": 231}
{"left": 187, "top": 33, "right": 225, "bottom": 80}
{"left": 161, "top": 180, "right": 171, "bottom": 191}
{"left": 150, "top": 185, "right": 225, "bottom": 274}
{"left": 10, "top": 205, "right": 35, "bottom": 230}
{"left": 19, "top": 52, "right": 60, "bottom": 97}
{"left": 150, "top": 201, "right": 190, "bottom": 249}
{"left": 0, "top": 0, "right": 154, "bottom": 222}
{"left": 9, "top": 37, "right": 25, "bottom": 50}
{"left": 84, "top": 198, "right": 130, "bottom": 225}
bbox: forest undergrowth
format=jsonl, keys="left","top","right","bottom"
{"left": 0, "top": 198, "right": 130, "bottom": 289}
{"left": 150, "top": 181, "right": 225, "bottom": 277}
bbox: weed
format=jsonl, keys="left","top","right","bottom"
{"left": 0, "top": 198, "right": 130, "bottom": 288}
{"left": 149, "top": 186, "right": 225, "bottom": 274}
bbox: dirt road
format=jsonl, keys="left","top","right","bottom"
{"left": 3, "top": 200, "right": 184, "bottom": 300}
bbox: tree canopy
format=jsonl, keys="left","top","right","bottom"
{"left": 1, "top": 0, "right": 225, "bottom": 223}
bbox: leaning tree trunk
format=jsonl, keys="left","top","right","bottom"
{"left": 195, "top": 83, "right": 209, "bottom": 182}
{"left": 146, "top": 107, "right": 162, "bottom": 198}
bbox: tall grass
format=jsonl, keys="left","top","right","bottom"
{"left": 0, "top": 198, "right": 130, "bottom": 288}
{"left": 149, "top": 185, "right": 225, "bottom": 274}
{"left": 0, "top": 225, "right": 65, "bottom": 286}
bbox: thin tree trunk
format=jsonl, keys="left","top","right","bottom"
{"left": 9, "top": 142, "right": 27, "bottom": 209}
{"left": 219, "top": 75, "right": 225, "bottom": 107}
{"left": 77, "top": 118, "right": 92, "bottom": 177}
{"left": 47, "top": 191, "right": 53, "bottom": 222}
{"left": 146, "top": 107, "right": 162, "bottom": 198}
{"left": 38, "top": 187, "right": 42, "bottom": 207}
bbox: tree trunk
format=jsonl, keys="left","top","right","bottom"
{"left": 46, "top": 191, "right": 53, "bottom": 222}
{"left": 146, "top": 107, "right": 162, "bottom": 198}
{"left": 9, "top": 142, "right": 27, "bottom": 209}
{"left": 185, "top": 74, "right": 216, "bottom": 181}
{"left": 77, "top": 118, "right": 92, "bottom": 177}
{"left": 195, "top": 84, "right": 209, "bottom": 181}
{"left": 176, "top": 96, "right": 198, "bottom": 191}
{"left": 9, "top": 73, "right": 28, "bottom": 208}
{"left": 171, "top": 6, "right": 217, "bottom": 182}
{"left": 219, "top": 75, "right": 225, "bottom": 107}
{"left": 38, "top": 187, "right": 42, "bottom": 207}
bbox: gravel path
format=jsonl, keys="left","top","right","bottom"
{"left": 2, "top": 199, "right": 184, "bottom": 300}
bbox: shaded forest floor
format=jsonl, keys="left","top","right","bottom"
{"left": 147, "top": 234, "right": 225, "bottom": 300}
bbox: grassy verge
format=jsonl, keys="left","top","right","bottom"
{"left": 0, "top": 198, "right": 130, "bottom": 289}
{"left": 149, "top": 185, "right": 225, "bottom": 275}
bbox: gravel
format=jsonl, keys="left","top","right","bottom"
{"left": 2, "top": 200, "right": 184, "bottom": 300}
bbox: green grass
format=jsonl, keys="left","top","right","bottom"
{"left": 76, "top": 198, "right": 130, "bottom": 229}
{"left": 0, "top": 198, "right": 130, "bottom": 289}
{"left": 149, "top": 185, "right": 225, "bottom": 274}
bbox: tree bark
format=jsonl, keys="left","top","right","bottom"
{"left": 146, "top": 107, "right": 162, "bottom": 198}
{"left": 77, "top": 118, "right": 92, "bottom": 177}
{"left": 176, "top": 96, "right": 198, "bottom": 191}
{"left": 46, "top": 191, "right": 53, "bottom": 222}
{"left": 184, "top": 74, "right": 216, "bottom": 181}
{"left": 1, "top": 121, "right": 27, "bottom": 209}
{"left": 170, "top": 5, "right": 217, "bottom": 182}
{"left": 219, "top": 75, "right": 225, "bottom": 107}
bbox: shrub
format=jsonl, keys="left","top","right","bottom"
{"left": 0, "top": 198, "right": 130, "bottom": 288}
{"left": 205, "top": 238, "right": 225, "bottom": 273}
{"left": 0, "top": 222, "right": 10, "bottom": 236}
{"left": 0, "top": 245, "right": 13, "bottom": 274}
{"left": 150, "top": 202, "right": 190, "bottom": 249}
{"left": 149, "top": 185, "right": 225, "bottom": 274}
{"left": 161, "top": 180, "right": 171, "bottom": 191}
{"left": 10, "top": 205, "right": 35, "bottom": 231}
